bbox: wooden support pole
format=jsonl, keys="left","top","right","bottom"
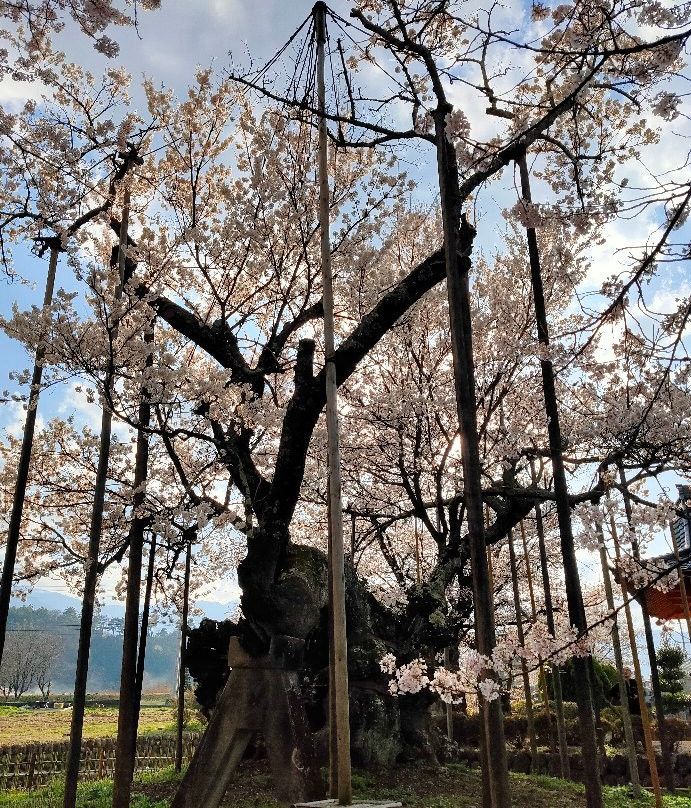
{"left": 444, "top": 647, "right": 454, "bottom": 741}
{"left": 133, "top": 532, "right": 158, "bottom": 764}
{"left": 64, "top": 191, "right": 130, "bottom": 808}
{"left": 414, "top": 517, "right": 422, "bottom": 584}
{"left": 596, "top": 523, "right": 640, "bottom": 795}
{"left": 519, "top": 156, "right": 600, "bottom": 807}
{"left": 617, "top": 464, "right": 673, "bottom": 790}
{"left": 113, "top": 323, "right": 154, "bottom": 808}
{"left": 0, "top": 244, "right": 59, "bottom": 667}
{"left": 520, "top": 520, "right": 553, "bottom": 751}
{"left": 508, "top": 529, "right": 538, "bottom": 759}
{"left": 314, "top": 4, "right": 352, "bottom": 803}
{"left": 611, "top": 521, "right": 663, "bottom": 808}
{"left": 176, "top": 537, "right": 192, "bottom": 773}
{"left": 532, "top": 494, "right": 569, "bottom": 777}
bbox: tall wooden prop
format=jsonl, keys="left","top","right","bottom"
{"left": 64, "top": 192, "right": 130, "bottom": 808}
{"left": 112, "top": 324, "right": 154, "bottom": 808}
{"left": 617, "top": 465, "right": 673, "bottom": 790}
{"left": 530, "top": 464, "right": 569, "bottom": 778}
{"left": 508, "top": 529, "right": 537, "bottom": 758}
{"left": 517, "top": 155, "right": 601, "bottom": 808}
{"left": 175, "top": 536, "right": 192, "bottom": 773}
{"left": 431, "top": 94, "right": 511, "bottom": 808}
{"left": 133, "top": 534, "right": 158, "bottom": 759}
{"left": 0, "top": 243, "right": 59, "bottom": 667}
{"left": 519, "top": 520, "right": 553, "bottom": 750}
{"left": 314, "top": 4, "right": 352, "bottom": 803}
{"left": 596, "top": 524, "right": 640, "bottom": 794}
{"left": 610, "top": 517, "right": 662, "bottom": 808}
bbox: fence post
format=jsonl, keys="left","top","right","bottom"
{"left": 27, "top": 750, "right": 37, "bottom": 791}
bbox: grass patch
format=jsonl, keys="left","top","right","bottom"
{"left": 0, "top": 760, "right": 687, "bottom": 807}
{"left": 0, "top": 778, "right": 167, "bottom": 808}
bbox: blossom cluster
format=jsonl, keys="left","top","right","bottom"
{"left": 380, "top": 614, "right": 614, "bottom": 704}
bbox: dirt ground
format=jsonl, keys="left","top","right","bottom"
{"left": 132, "top": 758, "right": 593, "bottom": 808}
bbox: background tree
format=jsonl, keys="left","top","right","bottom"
{"left": 657, "top": 643, "right": 690, "bottom": 715}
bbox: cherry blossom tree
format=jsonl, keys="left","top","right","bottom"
{"left": 0, "top": 2, "right": 690, "bottom": 806}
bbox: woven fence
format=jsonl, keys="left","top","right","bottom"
{"left": 0, "top": 732, "right": 201, "bottom": 791}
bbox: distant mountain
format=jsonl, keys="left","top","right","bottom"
{"left": 12, "top": 588, "right": 238, "bottom": 624}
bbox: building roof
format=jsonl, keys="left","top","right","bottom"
{"left": 621, "top": 546, "right": 691, "bottom": 622}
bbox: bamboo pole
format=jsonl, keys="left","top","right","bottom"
{"left": 518, "top": 155, "right": 601, "bottom": 807}
{"left": 610, "top": 517, "right": 662, "bottom": 808}
{"left": 596, "top": 524, "right": 640, "bottom": 795}
{"left": 669, "top": 522, "right": 691, "bottom": 643}
{"left": 508, "top": 529, "right": 538, "bottom": 758}
{"left": 64, "top": 192, "right": 130, "bottom": 808}
{"left": 314, "top": 4, "right": 352, "bottom": 803}
{"left": 0, "top": 243, "right": 59, "bottom": 667}
{"left": 520, "top": 520, "right": 554, "bottom": 751}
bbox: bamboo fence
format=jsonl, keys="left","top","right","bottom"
{"left": 0, "top": 732, "right": 201, "bottom": 790}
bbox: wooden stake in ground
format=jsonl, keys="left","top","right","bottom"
{"left": 610, "top": 518, "right": 663, "bottom": 808}
{"left": 0, "top": 242, "right": 60, "bottom": 668}
{"left": 517, "top": 155, "right": 601, "bottom": 808}
{"left": 314, "top": 4, "right": 352, "bottom": 803}
{"left": 508, "top": 528, "right": 538, "bottom": 759}
{"left": 64, "top": 192, "right": 130, "bottom": 808}
{"left": 596, "top": 524, "right": 640, "bottom": 796}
